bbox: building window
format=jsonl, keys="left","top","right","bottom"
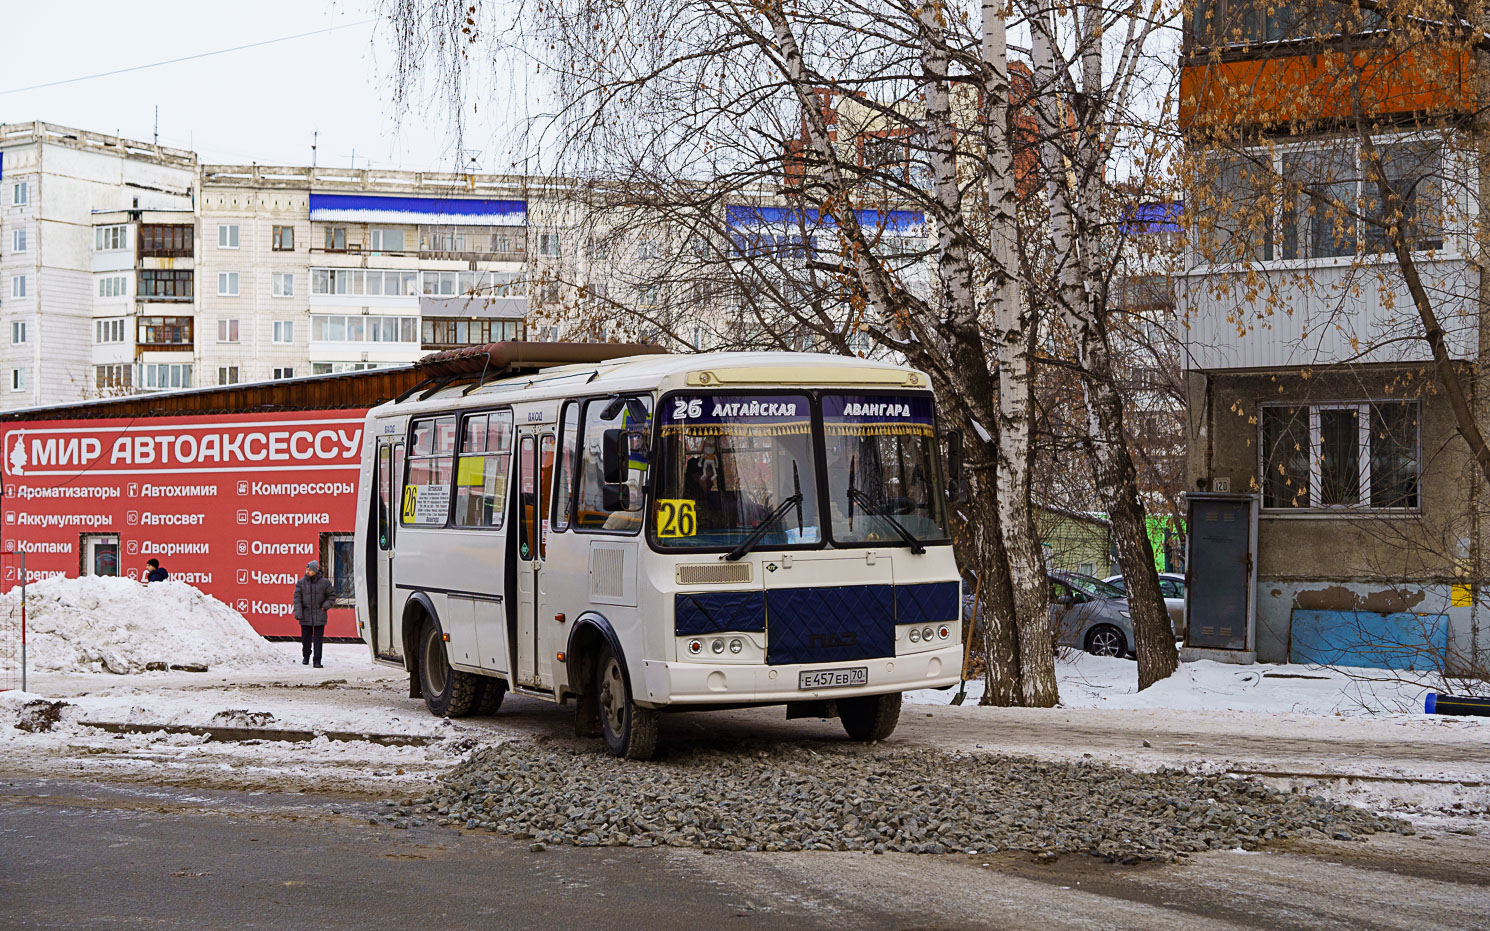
{"left": 370, "top": 228, "right": 405, "bottom": 252}
{"left": 138, "top": 224, "right": 192, "bottom": 258}
{"left": 10, "top": 276, "right": 25, "bottom": 298}
{"left": 273, "top": 367, "right": 295, "bottom": 380}
{"left": 421, "top": 269, "right": 503, "bottom": 297}
{"left": 95, "top": 364, "right": 131, "bottom": 389}
{"left": 137, "top": 362, "right": 192, "bottom": 390}
{"left": 324, "top": 227, "right": 347, "bottom": 251}
{"left": 137, "top": 269, "right": 193, "bottom": 300}
{"left": 95, "top": 319, "right": 125, "bottom": 343}
{"left": 310, "top": 267, "right": 419, "bottom": 296}
{"left": 272, "top": 225, "right": 295, "bottom": 251}
{"left": 636, "top": 238, "right": 658, "bottom": 260}
{"left": 12, "top": 181, "right": 27, "bottom": 206}
{"left": 538, "top": 232, "right": 562, "bottom": 257}
{"left": 10, "top": 368, "right": 26, "bottom": 392}
{"left": 273, "top": 320, "right": 295, "bottom": 344}
{"left": 311, "top": 361, "right": 381, "bottom": 375}
{"left": 638, "top": 285, "right": 660, "bottom": 309}
{"left": 1261, "top": 402, "right": 1420, "bottom": 510}
{"left": 217, "top": 272, "right": 240, "bottom": 296}
{"left": 13, "top": 228, "right": 28, "bottom": 253}
{"left": 98, "top": 276, "right": 128, "bottom": 298}
{"left": 217, "top": 318, "right": 239, "bottom": 343}
{"left": 11, "top": 322, "right": 26, "bottom": 345}
{"left": 311, "top": 314, "right": 418, "bottom": 343}
{"left": 322, "top": 532, "right": 357, "bottom": 604}
{"left": 421, "top": 318, "right": 522, "bottom": 348}
{"left": 137, "top": 316, "right": 193, "bottom": 347}
{"left": 219, "top": 366, "right": 240, "bottom": 386}
{"left": 218, "top": 224, "right": 240, "bottom": 249}
{"left": 272, "top": 272, "right": 294, "bottom": 297}
{"left": 94, "top": 225, "right": 127, "bottom": 251}
{"left": 686, "top": 234, "right": 708, "bottom": 258}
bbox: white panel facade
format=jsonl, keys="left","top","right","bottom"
{"left": 1178, "top": 256, "right": 1478, "bottom": 370}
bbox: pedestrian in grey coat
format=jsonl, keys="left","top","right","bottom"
{"left": 293, "top": 560, "right": 335, "bottom": 667}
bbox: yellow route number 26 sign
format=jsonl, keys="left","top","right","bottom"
{"left": 655, "top": 499, "right": 697, "bottom": 538}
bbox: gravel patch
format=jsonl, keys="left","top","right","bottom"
{"left": 395, "top": 742, "right": 1411, "bottom": 862}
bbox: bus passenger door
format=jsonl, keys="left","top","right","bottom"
{"left": 514, "top": 431, "right": 555, "bottom": 688}
{"left": 374, "top": 438, "right": 403, "bottom": 660}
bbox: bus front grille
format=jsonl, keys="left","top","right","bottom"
{"left": 676, "top": 562, "right": 753, "bottom": 585}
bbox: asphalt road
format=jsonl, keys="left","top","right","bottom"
{"left": 3, "top": 775, "right": 1489, "bottom": 930}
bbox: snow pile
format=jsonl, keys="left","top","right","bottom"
{"left": 2, "top": 576, "right": 289, "bottom": 675}
{"left": 910, "top": 653, "right": 1439, "bottom": 716}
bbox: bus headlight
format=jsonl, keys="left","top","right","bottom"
{"left": 908, "top": 628, "right": 921, "bottom": 643}
{"left": 729, "top": 638, "right": 743, "bottom": 654}
{"left": 938, "top": 625, "right": 950, "bottom": 640}
{"left": 688, "top": 639, "right": 702, "bottom": 655}
{"left": 711, "top": 639, "right": 725, "bottom": 654}
{"left": 922, "top": 627, "right": 935, "bottom": 643}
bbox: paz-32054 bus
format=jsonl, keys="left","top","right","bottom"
{"left": 354, "top": 345, "right": 963, "bottom": 758}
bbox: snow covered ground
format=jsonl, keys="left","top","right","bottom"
{"left": 907, "top": 651, "right": 1443, "bottom": 716}
{"left": 1, "top": 581, "right": 1485, "bottom": 831}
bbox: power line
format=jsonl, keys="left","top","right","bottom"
{"left": 0, "top": 19, "right": 377, "bottom": 97}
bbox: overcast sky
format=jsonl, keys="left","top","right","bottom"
{"left": 0, "top": 0, "right": 527, "bottom": 173}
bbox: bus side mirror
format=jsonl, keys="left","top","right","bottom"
{"left": 602, "top": 483, "right": 630, "bottom": 511}
{"left": 945, "top": 429, "right": 964, "bottom": 498}
{"left": 602, "top": 428, "right": 626, "bottom": 484}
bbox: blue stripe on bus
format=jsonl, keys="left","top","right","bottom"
{"left": 766, "top": 584, "right": 895, "bottom": 665}
{"left": 674, "top": 590, "right": 766, "bottom": 636}
{"left": 895, "top": 581, "right": 960, "bottom": 625}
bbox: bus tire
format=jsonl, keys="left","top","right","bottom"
{"left": 595, "top": 644, "right": 658, "bottom": 760}
{"left": 839, "top": 692, "right": 901, "bottom": 742}
{"left": 473, "top": 677, "right": 506, "bottom": 716}
{"left": 418, "top": 619, "right": 477, "bottom": 718}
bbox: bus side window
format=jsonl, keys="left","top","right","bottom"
{"left": 454, "top": 409, "right": 514, "bottom": 528}
{"left": 403, "top": 415, "right": 456, "bottom": 526}
{"left": 552, "top": 400, "right": 579, "bottom": 532}
{"left": 377, "top": 444, "right": 392, "bottom": 549}
{"left": 575, "top": 395, "right": 651, "bottom": 533}
{"left": 539, "top": 434, "right": 555, "bottom": 558}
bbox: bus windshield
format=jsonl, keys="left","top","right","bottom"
{"left": 651, "top": 393, "right": 823, "bottom": 550}
{"left": 822, "top": 393, "right": 948, "bottom": 546}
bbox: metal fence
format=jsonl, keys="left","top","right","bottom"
{"left": 0, "top": 550, "right": 27, "bottom": 692}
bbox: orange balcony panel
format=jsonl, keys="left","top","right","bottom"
{"left": 1180, "top": 46, "right": 1473, "bottom": 131}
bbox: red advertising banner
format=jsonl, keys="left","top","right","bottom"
{"left": 0, "top": 410, "right": 367, "bottom": 637}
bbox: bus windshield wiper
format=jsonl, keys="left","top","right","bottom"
{"left": 724, "top": 462, "right": 803, "bottom": 562}
{"left": 847, "top": 486, "right": 926, "bottom": 555}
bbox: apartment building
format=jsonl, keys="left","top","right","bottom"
{"left": 0, "top": 120, "right": 931, "bottom": 408}
{"left": 196, "top": 165, "right": 528, "bottom": 385}
{"left": 1178, "top": 7, "right": 1486, "bottom": 670}
{"left": 0, "top": 122, "right": 198, "bottom": 404}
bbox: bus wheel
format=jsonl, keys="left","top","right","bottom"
{"left": 839, "top": 692, "right": 901, "bottom": 742}
{"left": 418, "top": 619, "right": 477, "bottom": 718}
{"left": 473, "top": 677, "right": 506, "bottom": 716}
{"left": 595, "top": 645, "right": 658, "bottom": 760}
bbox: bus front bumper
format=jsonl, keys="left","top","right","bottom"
{"left": 639, "top": 644, "right": 963, "bottom": 705}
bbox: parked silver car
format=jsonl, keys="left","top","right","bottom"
{"left": 1102, "top": 571, "right": 1186, "bottom": 637}
{"left": 1049, "top": 571, "right": 1134, "bottom": 658}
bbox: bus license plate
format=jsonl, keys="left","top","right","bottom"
{"left": 799, "top": 667, "right": 868, "bottom": 690}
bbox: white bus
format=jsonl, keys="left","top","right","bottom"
{"left": 354, "top": 346, "right": 964, "bottom": 758}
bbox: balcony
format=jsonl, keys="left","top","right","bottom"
{"left": 1178, "top": 255, "right": 1476, "bottom": 369}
